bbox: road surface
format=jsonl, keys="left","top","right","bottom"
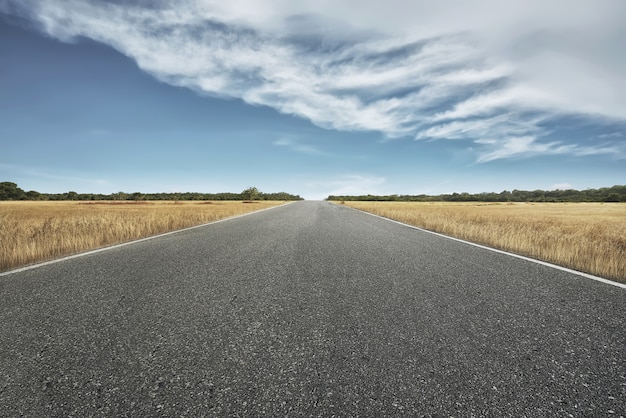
{"left": 1, "top": 201, "right": 624, "bottom": 416}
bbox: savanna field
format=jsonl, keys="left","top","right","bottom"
{"left": 0, "top": 200, "right": 284, "bottom": 272}
{"left": 342, "top": 201, "right": 626, "bottom": 283}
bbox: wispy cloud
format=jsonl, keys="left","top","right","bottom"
{"left": 4, "top": 0, "right": 625, "bottom": 162}
{"left": 475, "top": 137, "right": 626, "bottom": 163}
{"left": 0, "top": 162, "right": 110, "bottom": 187}
{"left": 272, "top": 137, "right": 329, "bottom": 156}
{"left": 596, "top": 132, "right": 624, "bottom": 140}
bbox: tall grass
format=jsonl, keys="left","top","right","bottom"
{"left": 342, "top": 201, "right": 626, "bottom": 283}
{"left": 0, "top": 201, "right": 284, "bottom": 272}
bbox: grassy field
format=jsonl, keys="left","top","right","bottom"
{"left": 341, "top": 201, "right": 626, "bottom": 283}
{"left": 0, "top": 200, "right": 284, "bottom": 272}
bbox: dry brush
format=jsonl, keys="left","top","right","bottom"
{"left": 0, "top": 201, "right": 283, "bottom": 272}
{"left": 342, "top": 201, "right": 626, "bottom": 283}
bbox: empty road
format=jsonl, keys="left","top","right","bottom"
{"left": 1, "top": 201, "right": 624, "bottom": 416}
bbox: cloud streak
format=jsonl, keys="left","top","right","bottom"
{"left": 4, "top": 0, "right": 625, "bottom": 162}
{"left": 273, "top": 137, "right": 328, "bottom": 156}
{"left": 0, "top": 162, "right": 110, "bottom": 187}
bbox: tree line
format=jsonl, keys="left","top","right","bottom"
{"left": 327, "top": 185, "right": 626, "bottom": 203}
{"left": 0, "top": 183, "right": 303, "bottom": 201}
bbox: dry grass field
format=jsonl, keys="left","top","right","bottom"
{"left": 342, "top": 201, "right": 626, "bottom": 283}
{"left": 0, "top": 200, "right": 284, "bottom": 272}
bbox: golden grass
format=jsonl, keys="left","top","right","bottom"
{"left": 341, "top": 201, "right": 626, "bottom": 283}
{"left": 0, "top": 200, "right": 284, "bottom": 272}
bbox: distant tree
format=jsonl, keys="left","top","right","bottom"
{"left": 605, "top": 193, "right": 621, "bottom": 202}
{"left": 325, "top": 185, "right": 626, "bottom": 202}
{"left": 25, "top": 190, "right": 41, "bottom": 200}
{"left": 113, "top": 191, "right": 128, "bottom": 201}
{"left": 499, "top": 190, "right": 511, "bottom": 202}
{"left": 241, "top": 187, "right": 261, "bottom": 201}
{"left": 0, "top": 182, "right": 26, "bottom": 200}
{"left": 262, "top": 192, "right": 303, "bottom": 201}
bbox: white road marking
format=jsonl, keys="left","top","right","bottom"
{"left": 350, "top": 206, "right": 626, "bottom": 290}
{"left": 0, "top": 202, "right": 293, "bottom": 277}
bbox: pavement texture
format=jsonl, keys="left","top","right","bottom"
{"left": 0, "top": 201, "right": 624, "bottom": 416}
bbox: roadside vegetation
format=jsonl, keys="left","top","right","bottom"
{"left": 0, "top": 200, "right": 284, "bottom": 272}
{"left": 0, "top": 182, "right": 303, "bottom": 201}
{"left": 341, "top": 201, "right": 626, "bottom": 283}
{"left": 328, "top": 184, "right": 626, "bottom": 203}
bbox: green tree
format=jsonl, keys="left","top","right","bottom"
{"left": 25, "top": 190, "right": 41, "bottom": 200}
{"left": 241, "top": 187, "right": 261, "bottom": 201}
{"left": 113, "top": 191, "right": 128, "bottom": 200}
{"left": 605, "top": 192, "right": 621, "bottom": 202}
{"left": 0, "top": 182, "right": 26, "bottom": 200}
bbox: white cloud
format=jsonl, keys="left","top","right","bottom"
{"left": 4, "top": 0, "right": 625, "bottom": 162}
{"left": 596, "top": 132, "right": 624, "bottom": 139}
{"left": 272, "top": 137, "right": 328, "bottom": 156}
{"left": 475, "top": 136, "right": 624, "bottom": 163}
{"left": 417, "top": 113, "right": 547, "bottom": 142}
{"left": 0, "top": 162, "right": 111, "bottom": 188}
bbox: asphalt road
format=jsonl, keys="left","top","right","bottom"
{"left": 1, "top": 201, "right": 624, "bottom": 416}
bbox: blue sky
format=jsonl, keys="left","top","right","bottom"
{"left": 1, "top": 0, "right": 624, "bottom": 200}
